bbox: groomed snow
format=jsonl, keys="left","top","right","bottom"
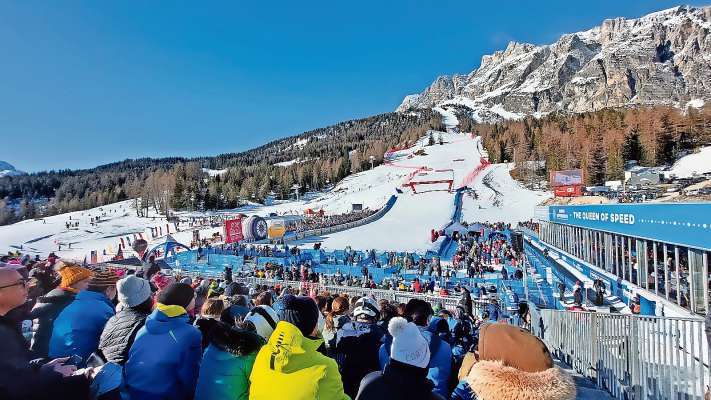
{"left": 433, "top": 106, "right": 459, "bottom": 132}
{"left": 0, "top": 200, "right": 222, "bottom": 262}
{"left": 462, "top": 163, "right": 551, "bottom": 224}
{"left": 664, "top": 146, "right": 711, "bottom": 179}
{"left": 0, "top": 133, "right": 551, "bottom": 257}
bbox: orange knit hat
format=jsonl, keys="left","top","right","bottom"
{"left": 57, "top": 262, "right": 93, "bottom": 290}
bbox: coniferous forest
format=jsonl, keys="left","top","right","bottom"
{"left": 1, "top": 105, "right": 710, "bottom": 225}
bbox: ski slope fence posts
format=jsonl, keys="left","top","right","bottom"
{"left": 531, "top": 308, "right": 710, "bottom": 400}
{"left": 292, "top": 195, "right": 398, "bottom": 241}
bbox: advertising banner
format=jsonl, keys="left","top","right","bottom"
{"left": 553, "top": 185, "right": 583, "bottom": 197}
{"left": 550, "top": 169, "right": 583, "bottom": 187}
{"left": 224, "top": 218, "right": 244, "bottom": 244}
{"left": 548, "top": 203, "right": 711, "bottom": 250}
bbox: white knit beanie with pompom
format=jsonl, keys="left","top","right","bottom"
{"left": 388, "top": 316, "right": 430, "bottom": 368}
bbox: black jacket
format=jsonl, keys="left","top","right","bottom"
{"left": 333, "top": 320, "right": 386, "bottom": 399}
{"left": 0, "top": 314, "right": 89, "bottom": 400}
{"left": 194, "top": 317, "right": 222, "bottom": 350}
{"left": 98, "top": 307, "right": 150, "bottom": 365}
{"left": 355, "top": 359, "right": 445, "bottom": 400}
{"left": 29, "top": 288, "right": 75, "bottom": 358}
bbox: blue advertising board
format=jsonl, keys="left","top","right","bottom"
{"left": 547, "top": 203, "right": 711, "bottom": 251}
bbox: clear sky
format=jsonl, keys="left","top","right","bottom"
{"left": 0, "top": 0, "right": 697, "bottom": 172}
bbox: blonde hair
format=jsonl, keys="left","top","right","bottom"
{"left": 201, "top": 298, "right": 225, "bottom": 318}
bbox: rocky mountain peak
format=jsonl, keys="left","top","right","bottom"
{"left": 397, "top": 5, "right": 711, "bottom": 122}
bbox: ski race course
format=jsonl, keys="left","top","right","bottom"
{"left": 0, "top": 131, "right": 550, "bottom": 260}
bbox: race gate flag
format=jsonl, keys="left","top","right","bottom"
{"left": 224, "top": 217, "right": 244, "bottom": 243}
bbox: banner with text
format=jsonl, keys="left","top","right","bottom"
{"left": 224, "top": 218, "right": 244, "bottom": 244}
{"left": 547, "top": 203, "right": 711, "bottom": 250}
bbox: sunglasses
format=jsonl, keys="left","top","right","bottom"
{"left": 0, "top": 278, "right": 28, "bottom": 290}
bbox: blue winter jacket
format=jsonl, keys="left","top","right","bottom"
{"left": 124, "top": 309, "right": 202, "bottom": 400}
{"left": 48, "top": 289, "right": 114, "bottom": 364}
{"left": 379, "top": 326, "right": 452, "bottom": 398}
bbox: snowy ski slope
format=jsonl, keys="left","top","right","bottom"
{"left": 0, "top": 132, "right": 551, "bottom": 259}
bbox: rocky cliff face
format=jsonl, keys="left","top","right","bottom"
{"left": 397, "top": 6, "right": 711, "bottom": 121}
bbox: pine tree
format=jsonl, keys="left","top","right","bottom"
{"left": 622, "top": 127, "right": 643, "bottom": 162}
{"left": 588, "top": 130, "right": 607, "bottom": 185}
{"left": 606, "top": 144, "right": 624, "bottom": 181}
{"left": 656, "top": 114, "right": 675, "bottom": 165}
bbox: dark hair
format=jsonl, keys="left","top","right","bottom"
{"left": 315, "top": 295, "right": 329, "bottom": 312}
{"left": 131, "top": 297, "right": 154, "bottom": 314}
{"left": 210, "top": 322, "right": 263, "bottom": 357}
{"left": 254, "top": 291, "right": 273, "bottom": 307}
{"left": 379, "top": 302, "right": 398, "bottom": 322}
{"left": 234, "top": 295, "right": 247, "bottom": 307}
{"left": 397, "top": 303, "right": 407, "bottom": 316}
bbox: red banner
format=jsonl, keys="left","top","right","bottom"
{"left": 554, "top": 185, "right": 583, "bottom": 197}
{"left": 224, "top": 218, "right": 244, "bottom": 243}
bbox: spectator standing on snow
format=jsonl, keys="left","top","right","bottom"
{"left": 0, "top": 268, "right": 92, "bottom": 400}
{"left": 194, "top": 305, "right": 277, "bottom": 400}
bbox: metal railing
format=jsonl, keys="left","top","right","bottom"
{"left": 533, "top": 308, "right": 710, "bottom": 399}
{"left": 206, "top": 275, "right": 489, "bottom": 315}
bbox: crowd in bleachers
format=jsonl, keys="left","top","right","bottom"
{"left": 0, "top": 223, "right": 577, "bottom": 400}
{"left": 294, "top": 209, "right": 378, "bottom": 233}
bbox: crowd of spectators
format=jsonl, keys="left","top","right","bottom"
{"left": 0, "top": 249, "right": 576, "bottom": 400}
{"left": 294, "top": 209, "right": 378, "bottom": 233}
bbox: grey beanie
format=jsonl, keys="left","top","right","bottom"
{"left": 117, "top": 275, "right": 153, "bottom": 308}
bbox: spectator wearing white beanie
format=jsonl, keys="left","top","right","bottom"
{"left": 355, "top": 317, "right": 443, "bottom": 400}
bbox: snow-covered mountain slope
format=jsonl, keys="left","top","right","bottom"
{"left": 0, "top": 133, "right": 551, "bottom": 256}
{"left": 0, "top": 161, "right": 26, "bottom": 177}
{"left": 663, "top": 145, "right": 711, "bottom": 179}
{"left": 398, "top": 5, "right": 711, "bottom": 122}
{"left": 0, "top": 200, "right": 221, "bottom": 261}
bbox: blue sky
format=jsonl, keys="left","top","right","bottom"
{"left": 0, "top": 1, "right": 696, "bottom": 172}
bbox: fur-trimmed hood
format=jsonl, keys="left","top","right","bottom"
{"left": 466, "top": 360, "right": 576, "bottom": 400}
